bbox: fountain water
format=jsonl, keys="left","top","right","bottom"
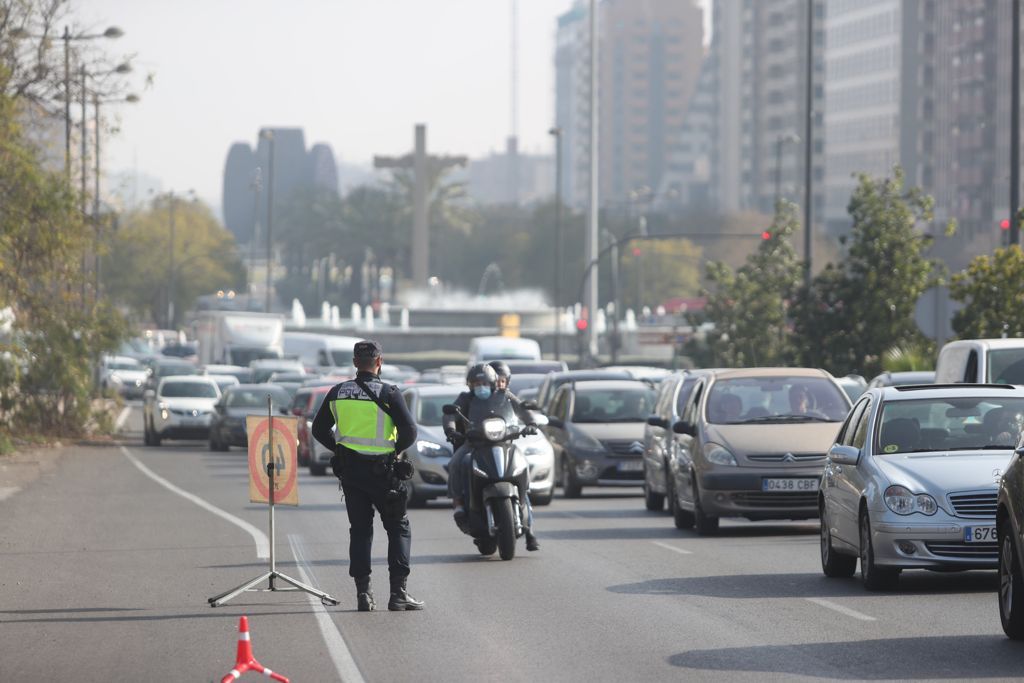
{"left": 291, "top": 299, "right": 306, "bottom": 328}
{"left": 365, "top": 306, "right": 375, "bottom": 331}
{"left": 380, "top": 302, "right": 391, "bottom": 326}
{"left": 400, "top": 308, "right": 410, "bottom": 330}
{"left": 320, "top": 302, "right": 330, "bottom": 324}
{"left": 331, "top": 306, "right": 341, "bottom": 327}
{"left": 350, "top": 303, "right": 362, "bottom": 326}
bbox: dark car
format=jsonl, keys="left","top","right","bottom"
{"left": 535, "top": 369, "right": 632, "bottom": 413}
{"left": 400, "top": 385, "right": 462, "bottom": 505}
{"left": 290, "top": 385, "right": 332, "bottom": 474}
{"left": 543, "top": 379, "right": 658, "bottom": 497}
{"left": 508, "top": 373, "right": 548, "bottom": 399}
{"left": 144, "top": 358, "right": 200, "bottom": 393}
{"left": 209, "top": 384, "right": 291, "bottom": 451}
{"left": 641, "top": 369, "right": 711, "bottom": 512}
{"left": 998, "top": 433, "right": 1024, "bottom": 639}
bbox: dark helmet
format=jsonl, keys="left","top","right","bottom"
{"left": 466, "top": 363, "right": 497, "bottom": 389}
{"left": 488, "top": 360, "right": 511, "bottom": 381}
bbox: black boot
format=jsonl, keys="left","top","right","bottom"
{"left": 388, "top": 576, "right": 424, "bottom": 611}
{"left": 526, "top": 531, "right": 540, "bottom": 552}
{"left": 355, "top": 575, "right": 375, "bottom": 612}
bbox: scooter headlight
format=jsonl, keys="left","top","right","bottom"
{"left": 482, "top": 417, "right": 507, "bottom": 441}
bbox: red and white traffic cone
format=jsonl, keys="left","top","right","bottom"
{"left": 220, "top": 616, "right": 289, "bottom": 683}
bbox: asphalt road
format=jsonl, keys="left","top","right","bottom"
{"left": 1, "top": 402, "right": 1023, "bottom": 681}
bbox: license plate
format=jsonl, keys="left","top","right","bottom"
{"left": 761, "top": 478, "right": 818, "bottom": 492}
{"left": 618, "top": 460, "right": 644, "bottom": 472}
{"left": 964, "top": 526, "right": 996, "bottom": 543}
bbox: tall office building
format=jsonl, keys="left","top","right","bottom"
{"left": 554, "top": 0, "right": 704, "bottom": 209}
{"left": 660, "top": 0, "right": 825, "bottom": 221}
{"left": 822, "top": 0, "right": 937, "bottom": 236}
{"left": 222, "top": 128, "right": 339, "bottom": 245}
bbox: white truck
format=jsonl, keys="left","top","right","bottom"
{"left": 194, "top": 311, "right": 285, "bottom": 367}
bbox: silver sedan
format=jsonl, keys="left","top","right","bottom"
{"left": 820, "top": 383, "right": 1024, "bottom": 590}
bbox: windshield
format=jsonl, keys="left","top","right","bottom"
{"left": 573, "top": 386, "right": 657, "bottom": 423}
{"left": 877, "top": 396, "right": 1024, "bottom": 454}
{"left": 160, "top": 382, "right": 218, "bottom": 398}
{"left": 330, "top": 350, "right": 352, "bottom": 366}
{"left": 707, "top": 376, "right": 849, "bottom": 424}
{"left": 509, "top": 374, "right": 545, "bottom": 394}
{"left": 230, "top": 348, "right": 281, "bottom": 366}
{"left": 987, "top": 349, "right": 1024, "bottom": 384}
{"left": 157, "top": 364, "right": 199, "bottom": 378}
{"left": 227, "top": 388, "right": 290, "bottom": 408}
{"left": 416, "top": 393, "right": 460, "bottom": 426}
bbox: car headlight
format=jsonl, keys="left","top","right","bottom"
{"left": 883, "top": 485, "right": 937, "bottom": 516}
{"left": 161, "top": 409, "right": 169, "bottom": 420}
{"left": 416, "top": 440, "right": 447, "bottom": 456}
{"left": 482, "top": 417, "right": 507, "bottom": 441}
{"left": 703, "top": 443, "right": 737, "bottom": 466}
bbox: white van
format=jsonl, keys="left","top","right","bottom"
{"left": 467, "top": 336, "right": 542, "bottom": 364}
{"left": 283, "top": 332, "right": 365, "bottom": 370}
{"left": 934, "top": 338, "right": 1024, "bottom": 384}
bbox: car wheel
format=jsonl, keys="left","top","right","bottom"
{"left": 560, "top": 457, "right": 582, "bottom": 498}
{"left": 999, "top": 522, "right": 1024, "bottom": 639}
{"left": 405, "top": 483, "right": 427, "bottom": 508}
{"left": 643, "top": 466, "right": 665, "bottom": 512}
{"left": 859, "top": 509, "right": 898, "bottom": 591}
{"left": 671, "top": 477, "right": 694, "bottom": 530}
{"left": 820, "top": 503, "right": 857, "bottom": 578}
{"left": 531, "top": 490, "right": 553, "bottom": 506}
{"left": 692, "top": 480, "right": 718, "bottom": 535}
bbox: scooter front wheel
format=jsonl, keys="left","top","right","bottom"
{"left": 494, "top": 498, "right": 517, "bottom": 560}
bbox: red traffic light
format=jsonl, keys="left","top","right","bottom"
{"left": 575, "top": 318, "right": 589, "bottom": 332}
{"left": 1001, "top": 219, "right": 1011, "bottom": 231}
{"left": 631, "top": 246, "right": 642, "bottom": 257}
{"left": 761, "top": 230, "right": 772, "bottom": 240}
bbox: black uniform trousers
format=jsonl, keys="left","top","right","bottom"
{"left": 341, "top": 457, "right": 411, "bottom": 580}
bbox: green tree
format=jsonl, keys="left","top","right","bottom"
{"left": 104, "top": 196, "right": 246, "bottom": 328}
{"left": 696, "top": 200, "right": 802, "bottom": 367}
{"left": 619, "top": 238, "right": 702, "bottom": 311}
{"left": 792, "top": 169, "right": 938, "bottom": 375}
{"left": 949, "top": 246, "right": 1024, "bottom": 339}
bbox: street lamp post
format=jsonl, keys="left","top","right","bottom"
{"left": 261, "top": 130, "right": 276, "bottom": 313}
{"left": 549, "top": 126, "right": 563, "bottom": 360}
{"left": 803, "top": 0, "right": 814, "bottom": 287}
{"left": 167, "top": 192, "right": 176, "bottom": 328}
{"left": 1012, "top": 0, "right": 1021, "bottom": 246}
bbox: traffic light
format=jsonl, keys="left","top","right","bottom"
{"left": 761, "top": 230, "right": 772, "bottom": 241}
{"left": 631, "top": 246, "right": 642, "bottom": 257}
{"left": 1001, "top": 219, "right": 1011, "bottom": 231}
{"left": 575, "top": 318, "right": 589, "bottom": 332}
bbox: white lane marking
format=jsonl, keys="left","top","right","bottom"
{"left": 651, "top": 541, "right": 693, "bottom": 555}
{"left": 0, "top": 486, "right": 21, "bottom": 501}
{"left": 114, "top": 405, "right": 131, "bottom": 432}
{"left": 805, "top": 597, "right": 876, "bottom": 622}
{"left": 119, "top": 446, "right": 269, "bottom": 559}
{"left": 288, "top": 534, "right": 366, "bottom": 683}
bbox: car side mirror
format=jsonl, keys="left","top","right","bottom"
{"left": 672, "top": 420, "right": 695, "bottom": 436}
{"left": 530, "top": 412, "right": 549, "bottom": 427}
{"left": 646, "top": 415, "right": 668, "bottom": 429}
{"left": 442, "top": 404, "right": 457, "bottom": 415}
{"left": 828, "top": 444, "right": 861, "bottom": 466}
{"left": 546, "top": 416, "right": 564, "bottom": 429}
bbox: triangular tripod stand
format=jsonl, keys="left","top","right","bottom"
{"left": 208, "top": 398, "right": 339, "bottom": 608}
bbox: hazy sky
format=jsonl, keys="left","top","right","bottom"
{"left": 75, "top": 0, "right": 709, "bottom": 208}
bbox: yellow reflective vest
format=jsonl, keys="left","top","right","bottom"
{"left": 329, "top": 381, "right": 397, "bottom": 456}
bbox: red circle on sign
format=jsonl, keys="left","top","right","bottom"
{"left": 248, "top": 418, "right": 298, "bottom": 502}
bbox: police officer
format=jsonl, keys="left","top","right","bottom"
{"left": 311, "top": 340, "right": 424, "bottom": 612}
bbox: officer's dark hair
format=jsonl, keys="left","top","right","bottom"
{"left": 488, "top": 360, "right": 511, "bottom": 381}
{"left": 354, "top": 356, "right": 379, "bottom": 372}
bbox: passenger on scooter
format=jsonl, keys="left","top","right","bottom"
{"left": 444, "top": 363, "right": 540, "bottom": 551}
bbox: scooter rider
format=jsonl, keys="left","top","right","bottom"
{"left": 311, "top": 339, "right": 424, "bottom": 612}
{"left": 445, "top": 362, "right": 540, "bottom": 551}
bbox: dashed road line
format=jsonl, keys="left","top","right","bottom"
{"left": 0, "top": 486, "right": 20, "bottom": 501}
{"left": 119, "top": 446, "right": 269, "bottom": 558}
{"left": 651, "top": 540, "right": 693, "bottom": 555}
{"left": 114, "top": 405, "right": 132, "bottom": 432}
{"left": 289, "top": 534, "right": 366, "bottom": 683}
{"left": 805, "top": 597, "right": 876, "bottom": 621}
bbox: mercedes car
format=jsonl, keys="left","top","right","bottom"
{"left": 820, "top": 383, "right": 1024, "bottom": 590}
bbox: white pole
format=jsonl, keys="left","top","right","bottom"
{"left": 586, "top": 0, "right": 600, "bottom": 360}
